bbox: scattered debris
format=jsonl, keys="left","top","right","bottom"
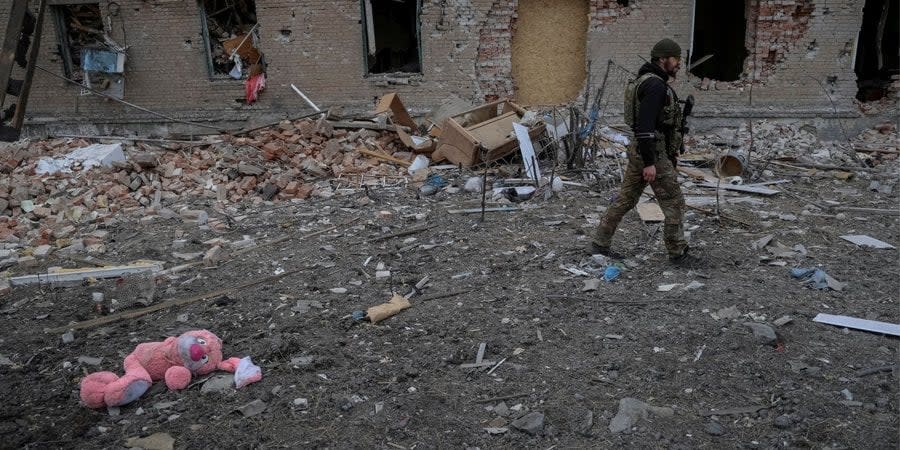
{"left": 790, "top": 267, "right": 846, "bottom": 291}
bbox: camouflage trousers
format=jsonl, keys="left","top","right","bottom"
{"left": 592, "top": 146, "right": 687, "bottom": 257}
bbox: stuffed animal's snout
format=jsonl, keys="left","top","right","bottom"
{"left": 189, "top": 344, "right": 205, "bottom": 361}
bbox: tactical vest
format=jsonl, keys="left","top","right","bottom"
{"left": 624, "top": 73, "right": 683, "bottom": 160}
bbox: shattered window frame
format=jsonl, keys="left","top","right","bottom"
{"left": 196, "top": 0, "right": 260, "bottom": 80}
{"left": 360, "top": 0, "right": 424, "bottom": 76}
{"left": 50, "top": 1, "right": 103, "bottom": 84}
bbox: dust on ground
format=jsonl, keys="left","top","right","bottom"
{"left": 1, "top": 148, "right": 898, "bottom": 449}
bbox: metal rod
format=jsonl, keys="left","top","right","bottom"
{"left": 35, "top": 65, "right": 225, "bottom": 132}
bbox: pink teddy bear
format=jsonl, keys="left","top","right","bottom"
{"left": 80, "top": 330, "right": 242, "bottom": 409}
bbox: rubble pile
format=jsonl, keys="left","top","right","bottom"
{"left": 690, "top": 120, "right": 899, "bottom": 169}
{"left": 0, "top": 118, "right": 413, "bottom": 249}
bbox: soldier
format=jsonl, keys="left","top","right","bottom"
{"left": 587, "top": 38, "right": 699, "bottom": 265}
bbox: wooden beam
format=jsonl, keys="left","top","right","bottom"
{"left": 13, "top": 0, "right": 45, "bottom": 131}
{"left": 0, "top": 0, "right": 29, "bottom": 111}
{"left": 357, "top": 148, "right": 411, "bottom": 167}
{"left": 832, "top": 206, "right": 900, "bottom": 216}
{"left": 696, "top": 182, "right": 780, "bottom": 196}
{"left": 46, "top": 268, "right": 303, "bottom": 333}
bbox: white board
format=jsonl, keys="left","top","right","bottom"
{"left": 813, "top": 313, "right": 900, "bottom": 337}
{"left": 513, "top": 122, "right": 540, "bottom": 181}
{"left": 839, "top": 235, "right": 895, "bottom": 249}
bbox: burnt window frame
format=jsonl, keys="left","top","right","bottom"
{"left": 50, "top": 0, "right": 103, "bottom": 83}
{"left": 360, "top": 0, "right": 424, "bottom": 76}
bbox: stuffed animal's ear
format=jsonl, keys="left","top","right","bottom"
{"left": 218, "top": 357, "right": 242, "bottom": 372}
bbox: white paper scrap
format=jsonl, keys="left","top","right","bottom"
{"left": 839, "top": 235, "right": 895, "bottom": 249}
{"left": 513, "top": 122, "right": 540, "bottom": 181}
{"left": 813, "top": 313, "right": 900, "bottom": 337}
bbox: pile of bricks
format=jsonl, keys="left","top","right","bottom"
{"left": 0, "top": 118, "right": 411, "bottom": 249}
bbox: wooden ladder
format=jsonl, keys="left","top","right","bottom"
{"left": 0, "top": 0, "right": 47, "bottom": 141}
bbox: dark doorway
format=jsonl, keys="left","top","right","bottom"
{"left": 363, "top": 0, "right": 422, "bottom": 74}
{"left": 855, "top": 0, "right": 899, "bottom": 101}
{"left": 689, "top": 0, "right": 747, "bottom": 81}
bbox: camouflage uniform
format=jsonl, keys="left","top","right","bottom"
{"left": 592, "top": 71, "right": 687, "bottom": 258}
{"left": 592, "top": 141, "right": 687, "bottom": 257}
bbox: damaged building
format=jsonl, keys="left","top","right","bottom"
{"left": 3, "top": 0, "right": 898, "bottom": 136}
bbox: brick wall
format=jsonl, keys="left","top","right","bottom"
{"left": 1, "top": 0, "right": 869, "bottom": 131}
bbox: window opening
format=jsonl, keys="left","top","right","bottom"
{"left": 52, "top": 3, "right": 104, "bottom": 83}
{"left": 362, "top": 0, "right": 422, "bottom": 74}
{"left": 198, "top": 0, "right": 261, "bottom": 79}
{"left": 689, "top": 0, "right": 747, "bottom": 81}
{"left": 855, "top": 0, "right": 899, "bottom": 101}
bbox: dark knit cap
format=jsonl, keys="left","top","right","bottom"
{"left": 651, "top": 39, "right": 682, "bottom": 59}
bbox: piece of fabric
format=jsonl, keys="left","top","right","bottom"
{"left": 245, "top": 73, "right": 266, "bottom": 105}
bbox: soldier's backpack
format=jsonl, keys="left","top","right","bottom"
{"left": 623, "top": 72, "right": 663, "bottom": 128}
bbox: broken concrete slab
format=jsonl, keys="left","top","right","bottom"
{"left": 609, "top": 397, "right": 674, "bottom": 433}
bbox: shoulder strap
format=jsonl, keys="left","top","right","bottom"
{"left": 632, "top": 73, "right": 663, "bottom": 130}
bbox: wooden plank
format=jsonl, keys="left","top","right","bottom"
{"left": 459, "top": 360, "right": 496, "bottom": 369}
{"left": 700, "top": 405, "right": 769, "bottom": 417}
{"left": 358, "top": 148, "right": 411, "bottom": 167}
{"left": 46, "top": 268, "right": 303, "bottom": 334}
{"left": 696, "top": 182, "right": 780, "bottom": 196}
{"left": 10, "top": 261, "right": 163, "bottom": 287}
{"left": 448, "top": 207, "right": 522, "bottom": 214}
{"left": 0, "top": 0, "right": 29, "bottom": 111}
{"left": 636, "top": 202, "right": 665, "bottom": 222}
{"left": 677, "top": 166, "right": 713, "bottom": 181}
{"left": 832, "top": 206, "right": 900, "bottom": 216}
{"left": 467, "top": 112, "right": 517, "bottom": 150}
{"left": 374, "top": 93, "right": 417, "bottom": 130}
{"left": 475, "top": 342, "right": 486, "bottom": 364}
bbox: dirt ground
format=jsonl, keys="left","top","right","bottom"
{"left": 0, "top": 155, "right": 898, "bottom": 449}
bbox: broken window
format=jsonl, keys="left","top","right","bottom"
{"left": 198, "top": 0, "right": 261, "bottom": 79}
{"left": 52, "top": 3, "right": 104, "bottom": 83}
{"left": 855, "top": 0, "right": 899, "bottom": 101}
{"left": 689, "top": 0, "right": 748, "bottom": 81}
{"left": 362, "top": 0, "right": 422, "bottom": 74}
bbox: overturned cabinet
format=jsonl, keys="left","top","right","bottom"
{"left": 432, "top": 99, "right": 544, "bottom": 167}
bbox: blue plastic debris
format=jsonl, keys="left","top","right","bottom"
{"left": 420, "top": 174, "right": 448, "bottom": 196}
{"left": 790, "top": 267, "right": 845, "bottom": 291}
{"left": 603, "top": 266, "right": 621, "bottom": 282}
{"left": 351, "top": 310, "right": 366, "bottom": 321}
